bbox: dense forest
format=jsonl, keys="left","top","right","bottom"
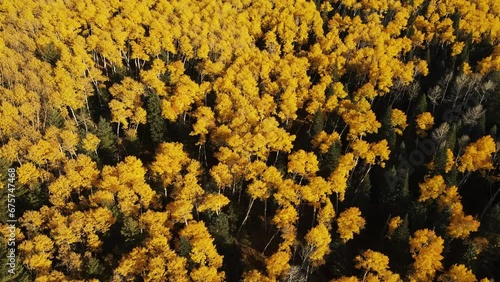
{"left": 1, "top": 0, "right": 500, "bottom": 281}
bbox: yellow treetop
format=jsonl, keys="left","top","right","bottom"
{"left": 304, "top": 223, "right": 332, "bottom": 267}
{"left": 329, "top": 153, "right": 357, "bottom": 201}
{"left": 409, "top": 229, "right": 444, "bottom": 281}
{"left": 416, "top": 112, "right": 434, "bottom": 136}
{"left": 438, "top": 264, "right": 476, "bottom": 282}
{"left": 387, "top": 216, "right": 403, "bottom": 239}
{"left": 418, "top": 175, "right": 447, "bottom": 202}
{"left": 391, "top": 108, "right": 408, "bottom": 135}
{"left": 337, "top": 207, "right": 366, "bottom": 243}
{"left": 457, "top": 135, "right": 496, "bottom": 173}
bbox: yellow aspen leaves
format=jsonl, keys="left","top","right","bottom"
{"left": 418, "top": 175, "right": 447, "bottom": 202}
{"left": 339, "top": 99, "right": 381, "bottom": 139}
{"left": 272, "top": 204, "right": 299, "bottom": 231}
{"left": 109, "top": 77, "right": 147, "bottom": 130}
{"left": 387, "top": 216, "right": 403, "bottom": 239}
{"left": 457, "top": 135, "right": 496, "bottom": 172}
{"left": 337, "top": 207, "right": 366, "bottom": 242}
{"left": 243, "top": 270, "right": 274, "bottom": 282}
{"left": 17, "top": 162, "right": 40, "bottom": 185}
{"left": 329, "top": 153, "right": 357, "bottom": 201}
{"left": 140, "top": 59, "right": 168, "bottom": 96}
{"left": 3, "top": 0, "right": 500, "bottom": 280}
{"left": 438, "top": 264, "right": 476, "bottom": 282}
{"left": 445, "top": 148, "right": 454, "bottom": 173}
{"left": 210, "top": 163, "right": 233, "bottom": 190}
{"left": 82, "top": 132, "right": 100, "bottom": 152}
{"left": 447, "top": 202, "right": 480, "bottom": 239}
{"left": 351, "top": 139, "right": 390, "bottom": 166}
{"left": 18, "top": 234, "right": 54, "bottom": 272}
{"left": 416, "top": 112, "right": 434, "bottom": 136}
{"left": 312, "top": 131, "right": 340, "bottom": 153}
{"left": 180, "top": 221, "right": 225, "bottom": 281}
{"left": 266, "top": 250, "right": 291, "bottom": 278}
{"left": 191, "top": 106, "right": 216, "bottom": 145}
{"left": 317, "top": 199, "right": 336, "bottom": 229}
{"left": 355, "top": 249, "right": 401, "bottom": 281}
{"left": 197, "top": 194, "right": 230, "bottom": 215}
{"left": 150, "top": 142, "right": 190, "bottom": 187}
{"left": 98, "top": 156, "right": 155, "bottom": 216}
{"left": 287, "top": 150, "right": 319, "bottom": 179}
{"left": 391, "top": 108, "right": 408, "bottom": 135}
{"left": 409, "top": 229, "right": 444, "bottom": 281}
{"left": 451, "top": 42, "right": 465, "bottom": 56}
{"left": 305, "top": 223, "right": 332, "bottom": 267}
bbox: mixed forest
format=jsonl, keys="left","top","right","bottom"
{"left": 1, "top": 0, "right": 500, "bottom": 281}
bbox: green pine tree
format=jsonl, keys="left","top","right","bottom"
{"left": 146, "top": 90, "right": 167, "bottom": 144}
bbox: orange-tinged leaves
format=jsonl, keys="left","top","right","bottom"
{"left": 458, "top": 135, "right": 496, "bottom": 172}
{"left": 416, "top": 112, "right": 434, "bottom": 136}
{"left": 438, "top": 264, "right": 476, "bottom": 282}
{"left": 418, "top": 175, "right": 447, "bottom": 202}
{"left": 337, "top": 207, "right": 365, "bottom": 242}
{"left": 409, "top": 229, "right": 444, "bottom": 281}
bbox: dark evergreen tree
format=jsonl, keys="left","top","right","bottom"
{"left": 96, "top": 117, "right": 118, "bottom": 165}
{"left": 146, "top": 90, "right": 167, "bottom": 144}
{"left": 380, "top": 107, "right": 397, "bottom": 151}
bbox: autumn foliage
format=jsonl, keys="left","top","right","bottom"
{"left": 1, "top": 0, "right": 499, "bottom": 281}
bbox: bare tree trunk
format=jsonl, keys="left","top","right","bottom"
{"left": 262, "top": 230, "right": 279, "bottom": 254}
{"left": 237, "top": 198, "right": 255, "bottom": 236}
{"left": 480, "top": 185, "right": 500, "bottom": 221}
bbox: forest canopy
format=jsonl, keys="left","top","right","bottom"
{"left": 1, "top": 0, "right": 500, "bottom": 281}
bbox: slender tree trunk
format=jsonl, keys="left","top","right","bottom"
{"left": 69, "top": 106, "right": 79, "bottom": 128}
{"left": 264, "top": 199, "right": 268, "bottom": 231}
{"left": 312, "top": 207, "right": 317, "bottom": 228}
{"left": 480, "top": 185, "right": 500, "bottom": 221}
{"left": 262, "top": 230, "right": 279, "bottom": 254}
{"left": 237, "top": 198, "right": 255, "bottom": 235}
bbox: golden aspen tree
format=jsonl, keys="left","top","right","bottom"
{"left": 18, "top": 234, "right": 54, "bottom": 273}
{"left": 210, "top": 163, "right": 234, "bottom": 191}
{"left": 98, "top": 156, "right": 155, "bottom": 216}
{"left": 418, "top": 175, "right": 447, "bottom": 202}
{"left": 108, "top": 77, "right": 147, "bottom": 135}
{"left": 179, "top": 221, "right": 225, "bottom": 282}
{"left": 338, "top": 99, "right": 381, "bottom": 139}
{"left": 445, "top": 149, "right": 454, "bottom": 173}
{"left": 355, "top": 249, "right": 401, "bottom": 281}
{"left": 197, "top": 194, "right": 230, "bottom": 215}
{"left": 317, "top": 199, "right": 336, "bottom": 229}
{"left": 351, "top": 139, "right": 390, "bottom": 166}
{"left": 446, "top": 202, "right": 480, "bottom": 239}
{"left": 243, "top": 270, "right": 275, "bottom": 282}
{"left": 337, "top": 207, "right": 366, "bottom": 242}
{"left": 387, "top": 216, "right": 403, "bottom": 239}
{"left": 304, "top": 223, "right": 332, "bottom": 267}
{"left": 287, "top": 150, "right": 319, "bottom": 180}
{"left": 17, "top": 162, "right": 40, "bottom": 186}
{"left": 312, "top": 131, "right": 340, "bottom": 153}
{"left": 266, "top": 250, "right": 291, "bottom": 279}
{"left": 438, "top": 264, "right": 476, "bottom": 282}
{"left": 416, "top": 112, "right": 435, "bottom": 136}
{"left": 409, "top": 229, "right": 444, "bottom": 281}
{"left": 190, "top": 106, "right": 216, "bottom": 145}
{"left": 457, "top": 135, "right": 496, "bottom": 172}
{"left": 140, "top": 59, "right": 168, "bottom": 96}
{"left": 329, "top": 153, "right": 357, "bottom": 201}
{"left": 391, "top": 109, "right": 408, "bottom": 135}
{"left": 150, "top": 142, "right": 190, "bottom": 191}
{"left": 82, "top": 132, "right": 100, "bottom": 153}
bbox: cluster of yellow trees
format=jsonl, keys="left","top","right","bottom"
{"left": 1, "top": 0, "right": 499, "bottom": 281}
